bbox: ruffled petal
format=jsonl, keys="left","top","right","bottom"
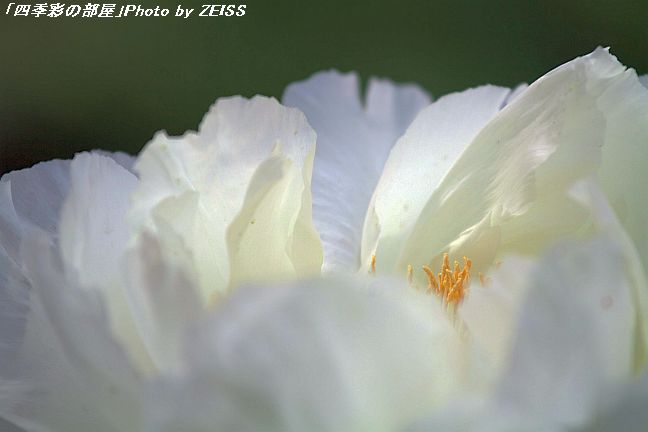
{"left": 93, "top": 150, "right": 136, "bottom": 172}
{"left": 57, "top": 153, "right": 154, "bottom": 373}
{"left": 59, "top": 153, "right": 137, "bottom": 290}
{"left": 130, "top": 96, "right": 322, "bottom": 300}
{"left": 0, "top": 159, "right": 71, "bottom": 256}
{"left": 362, "top": 85, "right": 510, "bottom": 273}
{"left": 284, "top": 71, "right": 430, "bottom": 273}
{"left": 0, "top": 151, "right": 136, "bottom": 263}
{"left": 145, "top": 276, "right": 471, "bottom": 432}
{"left": 1, "top": 230, "right": 142, "bottom": 432}
{"left": 0, "top": 152, "right": 144, "bottom": 431}
{"left": 373, "top": 48, "right": 648, "bottom": 286}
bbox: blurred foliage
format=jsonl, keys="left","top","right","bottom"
{"left": 1, "top": 0, "right": 647, "bottom": 173}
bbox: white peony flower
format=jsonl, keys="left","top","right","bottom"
{"left": 1, "top": 48, "right": 647, "bottom": 432}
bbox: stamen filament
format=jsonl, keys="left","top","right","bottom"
{"left": 421, "top": 253, "right": 473, "bottom": 306}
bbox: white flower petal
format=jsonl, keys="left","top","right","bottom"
{"left": 411, "top": 232, "right": 641, "bottom": 432}
{"left": 284, "top": 71, "right": 430, "bottom": 273}
{"left": 639, "top": 74, "right": 648, "bottom": 88}
{"left": 385, "top": 48, "right": 648, "bottom": 283}
{"left": 504, "top": 83, "right": 528, "bottom": 106}
{"left": 57, "top": 153, "right": 154, "bottom": 373}
{"left": 226, "top": 153, "right": 321, "bottom": 287}
{"left": 411, "top": 179, "right": 648, "bottom": 431}
{"left": 59, "top": 153, "right": 137, "bottom": 289}
{"left": 0, "top": 151, "right": 136, "bottom": 263}
{"left": 0, "top": 181, "right": 25, "bottom": 266}
{"left": 123, "top": 231, "right": 202, "bottom": 372}
{"left": 0, "top": 418, "right": 22, "bottom": 432}
{"left": 362, "top": 85, "right": 510, "bottom": 273}
{"left": 0, "top": 152, "right": 145, "bottom": 431}
{"left": 460, "top": 256, "right": 535, "bottom": 374}
{"left": 145, "top": 276, "right": 471, "bottom": 432}
{"left": 578, "top": 372, "right": 648, "bottom": 432}
{"left": 0, "top": 160, "right": 70, "bottom": 253}
{"left": 595, "top": 67, "right": 648, "bottom": 277}
{"left": 93, "top": 150, "right": 136, "bottom": 172}
{"left": 568, "top": 179, "right": 648, "bottom": 368}
{"left": 491, "top": 235, "right": 636, "bottom": 429}
{"left": 0, "top": 241, "right": 29, "bottom": 373}
{"left": 1, "top": 230, "right": 142, "bottom": 432}
{"left": 130, "top": 96, "right": 322, "bottom": 300}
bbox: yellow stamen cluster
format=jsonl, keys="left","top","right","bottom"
{"left": 422, "top": 253, "right": 472, "bottom": 305}
{"left": 368, "top": 252, "right": 474, "bottom": 306}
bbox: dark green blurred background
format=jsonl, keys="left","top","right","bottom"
{"left": 1, "top": 0, "right": 647, "bottom": 174}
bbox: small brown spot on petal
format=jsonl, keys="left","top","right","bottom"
{"left": 601, "top": 295, "right": 613, "bottom": 310}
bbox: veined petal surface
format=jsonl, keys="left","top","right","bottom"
{"left": 130, "top": 96, "right": 323, "bottom": 300}
{"left": 367, "top": 48, "right": 648, "bottom": 287}
{"left": 1, "top": 153, "right": 142, "bottom": 431}
{"left": 284, "top": 71, "right": 430, "bottom": 273}
{"left": 362, "top": 85, "right": 510, "bottom": 274}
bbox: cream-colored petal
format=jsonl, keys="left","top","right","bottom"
{"left": 284, "top": 71, "right": 430, "bottom": 273}
{"left": 595, "top": 67, "right": 648, "bottom": 278}
{"left": 389, "top": 48, "right": 648, "bottom": 286}
{"left": 362, "top": 85, "right": 510, "bottom": 274}
{"left": 145, "top": 276, "right": 472, "bottom": 432}
{"left": 130, "top": 96, "right": 322, "bottom": 301}
{"left": 226, "top": 154, "right": 321, "bottom": 288}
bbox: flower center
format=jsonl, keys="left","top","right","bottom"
{"left": 422, "top": 253, "right": 472, "bottom": 306}
{"left": 370, "top": 253, "right": 473, "bottom": 306}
